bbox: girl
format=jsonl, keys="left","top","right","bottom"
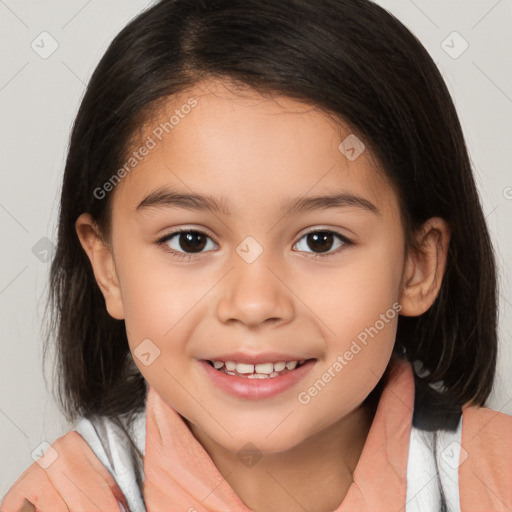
{"left": 2, "top": 0, "right": 511, "bottom": 511}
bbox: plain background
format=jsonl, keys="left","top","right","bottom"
{"left": 1, "top": 0, "right": 511, "bottom": 499}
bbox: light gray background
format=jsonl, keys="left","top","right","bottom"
{"left": 1, "top": 0, "right": 511, "bottom": 499}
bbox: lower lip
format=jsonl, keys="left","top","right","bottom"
{"left": 199, "top": 359, "right": 316, "bottom": 400}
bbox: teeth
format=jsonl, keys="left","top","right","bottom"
{"left": 247, "top": 372, "right": 280, "bottom": 379}
{"left": 255, "top": 362, "right": 274, "bottom": 374}
{"left": 248, "top": 373, "right": 274, "bottom": 379}
{"left": 236, "top": 363, "right": 255, "bottom": 374}
{"left": 210, "top": 359, "right": 304, "bottom": 375}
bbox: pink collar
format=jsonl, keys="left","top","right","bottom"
{"left": 143, "top": 358, "right": 414, "bottom": 511}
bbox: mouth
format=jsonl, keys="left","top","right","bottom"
{"left": 200, "top": 357, "right": 317, "bottom": 400}
{"left": 204, "top": 358, "right": 315, "bottom": 378}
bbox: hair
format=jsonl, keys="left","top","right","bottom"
{"left": 44, "top": 0, "right": 497, "bottom": 437}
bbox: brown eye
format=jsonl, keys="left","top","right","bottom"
{"left": 176, "top": 231, "right": 208, "bottom": 252}
{"left": 306, "top": 232, "right": 335, "bottom": 253}
{"left": 294, "top": 230, "right": 352, "bottom": 257}
{"left": 159, "top": 229, "right": 217, "bottom": 256}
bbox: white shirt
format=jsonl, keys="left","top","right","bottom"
{"left": 73, "top": 409, "right": 462, "bottom": 512}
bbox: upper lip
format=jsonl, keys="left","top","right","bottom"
{"left": 202, "top": 352, "right": 316, "bottom": 364}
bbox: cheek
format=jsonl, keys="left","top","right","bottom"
{"left": 117, "top": 250, "right": 208, "bottom": 406}
{"left": 291, "top": 240, "right": 402, "bottom": 414}
{"left": 114, "top": 243, "right": 202, "bottom": 360}
{"left": 117, "top": 239, "right": 185, "bottom": 315}
{"left": 295, "top": 237, "right": 403, "bottom": 343}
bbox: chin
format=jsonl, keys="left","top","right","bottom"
{"left": 214, "top": 428, "right": 306, "bottom": 456}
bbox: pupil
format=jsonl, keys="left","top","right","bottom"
{"left": 308, "top": 232, "right": 333, "bottom": 253}
{"left": 177, "top": 232, "right": 334, "bottom": 254}
{"left": 180, "top": 231, "right": 206, "bottom": 253}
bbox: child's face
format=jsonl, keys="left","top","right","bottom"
{"left": 86, "top": 79, "right": 414, "bottom": 453}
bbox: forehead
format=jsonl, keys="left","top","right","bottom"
{"left": 113, "top": 79, "right": 398, "bottom": 217}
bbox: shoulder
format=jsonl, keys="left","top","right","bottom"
{"left": 459, "top": 405, "right": 512, "bottom": 510}
{"left": 0, "top": 428, "right": 129, "bottom": 512}
{"left": 461, "top": 404, "right": 512, "bottom": 447}
{"left": 73, "top": 411, "right": 146, "bottom": 461}
{"left": 72, "top": 412, "right": 147, "bottom": 512}
{"left": 460, "top": 404, "right": 512, "bottom": 476}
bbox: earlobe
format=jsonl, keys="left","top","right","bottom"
{"left": 75, "top": 213, "right": 125, "bottom": 320}
{"left": 399, "top": 217, "right": 450, "bottom": 317}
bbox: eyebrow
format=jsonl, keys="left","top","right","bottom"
{"left": 136, "top": 187, "right": 380, "bottom": 216}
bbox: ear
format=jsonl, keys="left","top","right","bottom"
{"left": 75, "top": 213, "right": 125, "bottom": 320}
{"left": 399, "top": 217, "right": 451, "bottom": 316}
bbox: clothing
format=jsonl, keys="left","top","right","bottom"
{"left": 73, "top": 411, "right": 146, "bottom": 512}
{"left": 70, "top": 358, "right": 512, "bottom": 511}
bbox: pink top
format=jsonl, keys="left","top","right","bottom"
{"left": 2, "top": 358, "right": 511, "bottom": 511}
{"left": 143, "top": 358, "right": 512, "bottom": 511}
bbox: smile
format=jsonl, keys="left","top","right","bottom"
{"left": 206, "top": 359, "right": 309, "bottom": 378}
{"left": 200, "top": 358, "right": 317, "bottom": 399}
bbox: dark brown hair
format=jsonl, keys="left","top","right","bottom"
{"left": 43, "top": 0, "right": 497, "bottom": 430}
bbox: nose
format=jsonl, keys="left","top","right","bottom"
{"left": 216, "top": 249, "right": 295, "bottom": 329}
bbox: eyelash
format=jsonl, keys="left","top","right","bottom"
{"left": 156, "top": 228, "right": 354, "bottom": 261}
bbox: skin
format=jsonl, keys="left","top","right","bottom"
{"left": 76, "top": 78, "right": 450, "bottom": 512}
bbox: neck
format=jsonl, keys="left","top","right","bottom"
{"left": 186, "top": 399, "right": 377, "bottom": 512}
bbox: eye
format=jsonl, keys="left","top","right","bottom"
{"left": 293, "top": 229, "right": 353, "bottom": 259}
{"left": 157, "top": 229, "right": 217, "bottom": 260}
{"left": 156, "top": 228, "right": 353, "bottom": 261}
